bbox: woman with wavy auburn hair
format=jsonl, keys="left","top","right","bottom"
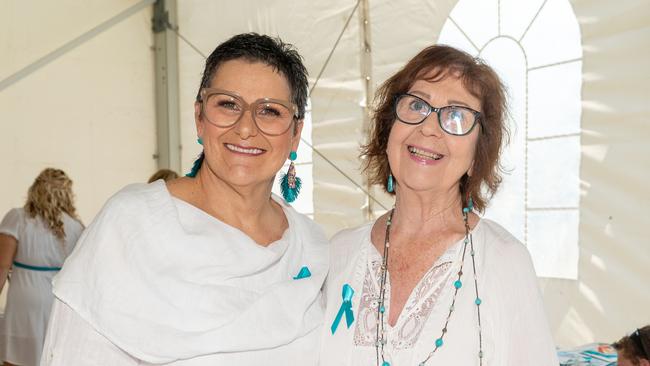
{"left": 320, "top": 45, "right": 557, "bottom": 365}
{"left": 0, "top": 168, "right": 83, "bottom": 366}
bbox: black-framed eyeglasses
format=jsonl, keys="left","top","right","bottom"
{"left": 394, "top": 93, "right": 481, "bottom": 136}
{"left": 199, "top": 88, "right": 299, "bottom": 136}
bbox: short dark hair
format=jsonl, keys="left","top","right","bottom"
{"left": 613, "top": 326, "right": 650, "bottom": 365}
{"left": 360, "top": 44, "right": 508, "bottom": 212}
{"left": 196, "top": 33, "right": 309, "bottom": 120}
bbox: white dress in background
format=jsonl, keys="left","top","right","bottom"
{"left": 41, "top": 180, "right": 329, "bottom": 365}
{"left": 0, "top": 208, "right": 83, "bottom": 366}
{"left": 320, "top": 219, "right": 559, "bottom": 366}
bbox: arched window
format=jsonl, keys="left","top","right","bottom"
{"left": 439, "top": 0, "right": 583, "bottom": 279}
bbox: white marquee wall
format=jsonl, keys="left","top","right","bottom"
{"left": 0, "top": 0, "right": 157, "bottom": 222}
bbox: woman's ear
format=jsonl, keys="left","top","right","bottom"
{"left": 194, "top": 102, "right": 204, "bottom": 137}
{"left": 291, "top": 120, "right": 304, "bottom": 151}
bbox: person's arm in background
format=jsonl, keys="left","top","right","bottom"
{"left": 0, "top": 233, "right": 17, "bottom": 292}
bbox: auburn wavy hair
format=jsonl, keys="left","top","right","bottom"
{"left": 361, "top": 45, "right": 508, "bottom": 212}
{"left": 24, "top": 168, "right": 81, "bottom": 241}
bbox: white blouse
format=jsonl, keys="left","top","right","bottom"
{"left": 41, "top": 180, "right": 328, "bottom": 365}
{"left": 320, "top": 219, "right": 559, "bottom": 366}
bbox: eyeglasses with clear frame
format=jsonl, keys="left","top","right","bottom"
{"left": 394, "top": 93, "right": 481, "bottom": 136}
{"left": 199, "top": 88, "right": 299, "bottom": 136}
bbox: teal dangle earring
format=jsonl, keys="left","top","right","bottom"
{"left": 185, "top": 137, "right": 204, "bottom": 178}
{"left": 387, "top": 173, "right": 394, "bottom": 193}
{"left": 280, "top": 151, "right": 301, "bottom": 203}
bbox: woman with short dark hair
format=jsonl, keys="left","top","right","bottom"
{"left": 320, "top": 45, "right": 557, "bottom": 366}
{"left": 41, "top": 33, "right": 327, "bottom": 366}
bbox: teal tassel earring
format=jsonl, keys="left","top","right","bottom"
{"left": 387, "top": 173, "right": 394, "bottom": 193}
{"left": 279, "top": 151, "right": 301, "bottom": 203}
{"left": 185, "top": 137, "right": 204, "bottom": 177}
{"left": 186, "top": 152, "right": 204, "bottom": 177}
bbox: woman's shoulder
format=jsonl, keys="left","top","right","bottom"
{"left": 0, "top": 207, "right": 25, "bottom": 235}
{"left": 331, "top": 222, "right": 373, "bottom": 242}
{"left": 2, "top": 207, "right": 24, "bottom": 221}
{"left": 477, "top": 218, "right": 538, "bottom": 280}
{"left": 325, "top": 223, "right": 373, "bottom": 281}
{"left": 101, "top": 181, "right": 169, "bottom": 215}
{"left": 111, "top": 181, "right": 166, "bottom": 205}
{"left": 330, "top": 222, "right": 373, "bottom": 256}
{"left": 81, "top": 181, "right": 173, "bottom": 237}
{"left": 284, "top": 204, "right": 328, "bottom": 246}
{"left": 478, "top": 218, "right": 527, "bottom": 255}
{"left": 62, "top": 212, "right": 84, "bottom": 234}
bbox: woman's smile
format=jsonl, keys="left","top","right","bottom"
{"left": 407, "top": 144, "right": 445, "bottom": 165}
{"left": 224, "top": 142, "right": 266, "bottom": 156}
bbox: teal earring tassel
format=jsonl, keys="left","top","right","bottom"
{"left": 463, "top": 197, "right": 474, "bottom": 214}
{"left": 279, "top": 151, "right": 301, "bottom": 202}
{"left": 186, "top": 138, "right": 204, "bottom": 177}
{"left": 387, "top": 173, "right": 394, "bottom": 193}
{"left": 185, "top": 151, "right": 204, "bottom": 178}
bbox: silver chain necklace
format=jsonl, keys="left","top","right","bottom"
{"left": 375, "top": 200, "right": 483, "bottom": 366}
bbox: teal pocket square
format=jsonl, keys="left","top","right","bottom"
{"left": 293, "top": 266, "right": 312, "bottom": 280}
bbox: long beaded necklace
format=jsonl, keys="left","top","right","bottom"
{"left": 375, "top": 200, "right": 484, "bottom": 366}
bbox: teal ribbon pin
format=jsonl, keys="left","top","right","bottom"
{"left": 293, "top": 266, "right": 311, "bottom": 280}
{"left": 331, "top": 284, "right": 355, "bottom": 334}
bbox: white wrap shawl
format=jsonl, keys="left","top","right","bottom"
{"left": 52, "top": 181, "right": 328, "bottom": 363}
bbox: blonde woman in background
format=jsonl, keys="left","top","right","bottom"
{"left": 0, "top": 168, "right": 83, "bottom": 366}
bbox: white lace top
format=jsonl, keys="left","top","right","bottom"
{"left": 353, "top": 243, "right": 453, "bottom": 351}
{"left": 320, "top": 219, "right": 559, "bottom": 366}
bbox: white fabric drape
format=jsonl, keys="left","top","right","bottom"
{"left": 50, "top": 181, "right": 328, "bottom": 363}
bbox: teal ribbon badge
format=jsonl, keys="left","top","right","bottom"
{"left": 331, "top": 283, "right": 355, "bottom": 334}
{"left": 293, "top": 266, "right": 312, "bottom": 280}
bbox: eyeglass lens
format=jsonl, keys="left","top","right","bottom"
{"left": 203, "top": 93, "right": 294, "bottom": 135}
{"left": 396, "top": 94, "right": 477, "bottom": 135}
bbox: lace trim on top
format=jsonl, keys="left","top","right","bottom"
{"left": 353, "top": 244, "right": 453, "bottom": 350}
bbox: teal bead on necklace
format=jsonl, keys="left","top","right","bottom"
{"left": 374, "top": 203, "right": 484, "bottom": 366}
